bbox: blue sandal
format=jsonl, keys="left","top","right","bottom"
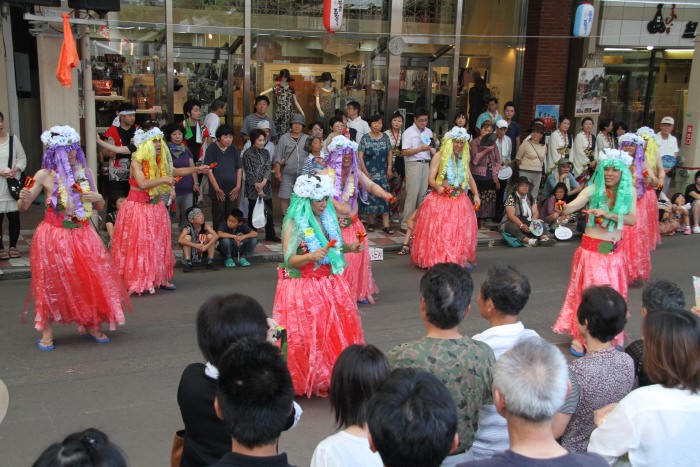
{"left": 83, "top": 333, "right": 110, "bottom": 344}
{"left": 37, "top": 339, "right": 55, "bottom": 351}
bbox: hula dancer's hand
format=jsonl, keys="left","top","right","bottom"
{"left": 309, "top": 247, "right": 328, "bottom": 263}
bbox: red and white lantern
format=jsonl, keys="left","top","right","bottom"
{"left": 323, "top": 0, "right": 344, "bottom": 33}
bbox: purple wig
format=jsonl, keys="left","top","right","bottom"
{"left": 324, "top": 145, "right": 368, "bottom": 209}
{"left": 618, "top": 141, "right": 645, "bottom": 198}
{"left": 41, "top": 143, "right": 97, "bottom": 217}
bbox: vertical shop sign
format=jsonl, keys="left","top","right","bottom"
{"left": 685, "top": 125, "right": 693, "bottom": 146}
{"left": 324, "top": 0, "right": 344, "bottom": 33}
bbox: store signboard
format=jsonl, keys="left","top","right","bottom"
{"left": 599, "top": 1, "right": 699, "bottom": 47}
{"left": 686, "top": 125, "right": 693, "bottom": 146}
{"left": 575, "top": 68, "right": 604, "bottom": 117}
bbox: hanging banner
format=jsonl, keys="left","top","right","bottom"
{"left": 323, "top": 0, "right": 344, "bottom": 33}
{"left": 575, "top": 67, "right": 605, "bottom": 116}
{"left": 573, "top": 2, "right": 595, "bottom": 37}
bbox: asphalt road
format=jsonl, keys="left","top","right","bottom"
{"left": 0, "top": 235, "right": 698, "bottom": 466}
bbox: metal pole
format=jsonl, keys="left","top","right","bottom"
{"left": 166, "top": 0, "right": 174, "bottom": 122}
{"left": 79, "top": 22, "right": 97, "bottom": 179}
{"left": 642, "top": 48, "right": 656, "bottom": 127}
{"left": 1, "top": 4, "right": 20, "bottom": 136}
{"left": 450, "top": 0, "right": 464, "bottom": 123}
{"left": 243, "top": 0, "right": 251, "bottom": 117}
{"left": 386, "top": 0, "right": 403, "bottom": 118}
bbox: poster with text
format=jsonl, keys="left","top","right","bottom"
{"left": 535, "top": 105, "right": 560, "bottom": 133}
{"left": 575, "top": 67, "right": 605, "bottom": 116}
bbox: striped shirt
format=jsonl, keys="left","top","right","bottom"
{"left": 471, "top": 323, "right": 539, "bottom": 460}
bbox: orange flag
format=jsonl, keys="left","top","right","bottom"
{"left": 56, "top": 14, "right": 79, "bottom": 88}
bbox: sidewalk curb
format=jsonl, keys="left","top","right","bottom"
{"left": 0, "top": 236, "right": 511, "bottom": 280}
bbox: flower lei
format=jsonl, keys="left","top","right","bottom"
{"left": 297, "top": 209, "right": 343, "bottom": 265}
{"left": 56, "top": 166, "right": 94, "bottom": 220}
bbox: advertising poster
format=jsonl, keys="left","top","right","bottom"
{"left": 535, "top": 105, "right": 560, "bottom": 133}
{"left": 575, "top": 67, "right": 605, "bottom": 116}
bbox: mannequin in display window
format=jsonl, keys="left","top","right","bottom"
{"left": 315, "top": 72, "right": 338, "bottom": 131}
{"left": 261, "top": 68, "right": 305, "bottom": 136}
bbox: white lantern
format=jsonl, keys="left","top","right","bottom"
{"left": 573, "top": 2, "right": 595, "bottom": 38}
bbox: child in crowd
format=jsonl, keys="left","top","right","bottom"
{"left": 216, "top": 209, "right": 257, "bottom": 268}
{"left": 104, "top": 191, "right": 125, "bottom": 247}
{"left": 659, "top": 192, "right": 691, "bottom": 236}
{"left": 178, "top": 207, "right": 220, "bottom": 272}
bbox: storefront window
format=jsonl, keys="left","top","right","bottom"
{"left": 250, "top": 0, "right": 389, "bottom": 134}
{"left": 458, "top": 0, "right": 523, "bottom": 123}
{"left": 601, "top": 49, "right": 692, "bottom": 134}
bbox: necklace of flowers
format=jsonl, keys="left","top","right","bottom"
{"left": 445, "top": 154, "right": 465, "bottom": 188}
{"left": 57, "top": 165, "right": 93, "bottom": 220}
{"left": 341, "top": 169, "right": 356, "bottom": 203}
{"left": 299, "top": 209, "right": 343, "bottom": 265}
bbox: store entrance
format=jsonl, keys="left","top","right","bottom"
{"left": 399, "top": 53, "right": 454, "bottom": 138}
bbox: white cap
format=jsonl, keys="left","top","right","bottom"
{"left": 496, "top": 120, "right": 509, "bottom": 129}
{"left": 256, "top": 120, "right": 271, "bottom": 130}
{"left": 660, "top": 116, "right": 674, "bottom": 125}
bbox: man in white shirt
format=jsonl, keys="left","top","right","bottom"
{"left": 203, "top": 97, "right": 227, "bottom": 147}
{"left": 655, "top": 116, "right": 680, "bottom": 194}
{"left": 471, "top": 264, "right": 539, "bottom": 460}
{"left": 401, "top": 108, "right": 437, "bottom": 229}
{"left": 346, "top": 101, "right": 370, "bottom": 143}
{"left": 475, "top": 98, "right": 503, "bottom": 132}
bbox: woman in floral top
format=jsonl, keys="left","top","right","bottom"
{"left": 242, "top": 128, "right": 276, "bottom": 241}
{"left": 358, "top": 115, "right": 393, "bottom": 233}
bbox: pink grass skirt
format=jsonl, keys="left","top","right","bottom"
{"left": 340, "top": 217, "right": 379, "bottom": 303}
{"left": 553, "top": 235, "right": 628, "bottom": 348}
{"left": 411, "top": 190, "right": 478, "bottom": 269}
{"left": 273, "top": 264, "right": 365, "bottom": 397}
{"left": 110, "top": 190, "right": 174, "bottom": 295}
{"left": 28, "top": 211, "right": 129, "bottom": 331}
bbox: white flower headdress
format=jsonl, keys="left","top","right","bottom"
{"left": 617, "top": 133, "right": 645, "bottom": 147}
{"left": 133, "top": 127, "right": 164, "bottom": 147}
{"left": 40, "top": 125, "right": 81, "bottom": 148}
{"left": 636, "top": 126, "right": 655, "bottom": 139}
{"left": 598, "top": 148, "right": 633, "bottom": 167}
{"left": 293, "top": 174, "right": 336, "bottom": 200}
{"left": 328, "top": 135, "right": 358, "bottom": 152}
{"left": 444, "top": 126, "right": 471, "bottom": 142}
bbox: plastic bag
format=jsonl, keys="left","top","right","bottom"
{"left": 252, "top": 197, "right": 266, "bottom": 229}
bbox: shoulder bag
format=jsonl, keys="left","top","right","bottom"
{"left": 6, "top": 134, "right": 24, "bottom": 201}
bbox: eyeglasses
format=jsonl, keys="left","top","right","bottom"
{"left": 416, "top": 118, "right": 428, "bottom": 123}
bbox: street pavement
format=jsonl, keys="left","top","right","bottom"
{"left": 0, "top": 234, "right": 698, "bottom": 466}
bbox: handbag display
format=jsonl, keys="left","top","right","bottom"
{"left": 92, "top": 79, "right": 113, "bottom": 96}
{"left": 6, "top": 134, "right": 23, "bottom": 201}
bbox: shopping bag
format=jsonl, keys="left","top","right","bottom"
{"left": 252, "top": 197, "right": 266, "bottom": 229}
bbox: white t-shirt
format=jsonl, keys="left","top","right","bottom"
{"left": 588, "top": 384, "right": 700, "bottom": 466}
{"left": 347, "top": 117, "right": 371, "bottom": 144}
{"left": 471, "top": 323, "right": 540, "bottom": 460}
{"left": 310, "top": 430, "right": 383, "bottom": 467}
{"left": 654, "top": 133, "right": 679, "bottom": 157}
{"left": 203, "top": 112, "right": 221, "bottom": 139}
